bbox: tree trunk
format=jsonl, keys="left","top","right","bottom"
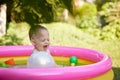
{"left": 0, "top": 4, "right": 6, "bottom": 36}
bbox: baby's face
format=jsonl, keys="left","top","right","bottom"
{"left": 31, "top": 29, "right": 50, "bottom": 51}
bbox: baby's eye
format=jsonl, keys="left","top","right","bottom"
{"left": 47, "top": 39, "right": 50, "bottom": 41}
{"left": 41, "top": 39, "right": 45, "bottom": 42}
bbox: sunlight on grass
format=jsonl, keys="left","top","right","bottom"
{"left": 43, "top": 22, "right": 99, "bottom": 47}
{"left": 7, "top": 22, "right": 31, "bottom": 45}
{"left": 43, "top": 22, "right": 120, "bottom": 68}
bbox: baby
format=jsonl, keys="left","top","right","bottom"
{"left": 27, "top": 24, "right": 56, "bottom": 68}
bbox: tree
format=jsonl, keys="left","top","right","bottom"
{"left": 4, "top": 0, "right": 73, "bottom": 24}
{"left": 0, "top": 1, "right": 6, "bottom": 36}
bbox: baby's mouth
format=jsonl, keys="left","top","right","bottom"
{"left": 43, "top": 45, "right": 48, "bottom": 50}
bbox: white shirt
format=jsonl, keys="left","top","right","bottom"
{"left": 27, "top": 49, "right": 56, "bottom": 68}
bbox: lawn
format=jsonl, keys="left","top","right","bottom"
{"left": 1, "top": 22, "right": 120, "bottom": 80}
{"left": 44, "top": 22, "right": 120, "bottom": 80}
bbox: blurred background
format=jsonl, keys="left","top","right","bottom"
{"left": 0, "top": 0, "right": 120, "bottom": 80}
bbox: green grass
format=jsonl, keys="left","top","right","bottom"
{"left": 44, "top": 22, "right": 120, "bottom": 66}
{"left": 1, "top": 22, "right": 120, "bottom": 80}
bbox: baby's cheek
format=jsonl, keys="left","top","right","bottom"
{"left": 36, "top": 42, "right": 42, "bottom": 46}
{"left": 35, "top": 44, "right": 41, "bottom": 49}
{"left": 37, "top": 45, "right": 43, "bottom": 48}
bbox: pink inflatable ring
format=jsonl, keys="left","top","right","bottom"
{"left": 0, "top": 46, "right": 114, "bottom": 80}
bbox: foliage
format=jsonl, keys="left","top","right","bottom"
{"left": 75, "top": 16, "right": 101, "bottom": 39}
{"left": 113, "top": 68, "right": 120, "bottom": 80}
{"left": 100, "top": 1, "right": 120, "bottom": 23}
{"left": 75, "top": 3, "right": 97, "bottom": 17}
{"left": 6, "top": 0, "right": 54, "bottom": 23}
{"left": 74, "top": 1, "right": 120, "bottom": 40}
{"left": 0, "top": 34, "right": 22, "bottom": 45}
{"left": 100, "top": 19, "right": 120, "bottom": 40}
{"left": 4, "top": 22, "right": 30, "bottom": 45}
{"left": 99, "top": 1, "right": 120, "bottom": 40}
{"left": 76, "top": 16, "right": 101, "bottom": 29}
{"left": 60, "top": 0, "right": 73, "bottom": 14}
{"left": 4, "top": 0, "right": 73, "bottom": 24}
{"left": 74, "top": 2, "right": 101, "bottom": 37}
{"left": 0, "top": 22, "right": 30, "bottom": 45}
{"left": 95, "top": 0, "right": 118, "bottom": 10}
{"left": 0, "top": 0, "right": 6, "bottom": 5}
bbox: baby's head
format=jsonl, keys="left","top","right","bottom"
{"left": 29, "top": 25, "right": 50, "bottom": 51}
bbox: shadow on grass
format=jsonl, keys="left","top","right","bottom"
{"left": 112, "top": 67, "right": 120, "bottom": 80}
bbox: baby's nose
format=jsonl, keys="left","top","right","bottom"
{"left": 45, "top": 40, "right": 50, "bottom": 44}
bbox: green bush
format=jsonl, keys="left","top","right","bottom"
{"left": 100, "top": 2, "right": 115, "bottom": 23}
{"left": 75, "top": 15, "right": 101, "bottom": 39}
{"left": 75, "top": 3, "right": 97, "bottom": 17}
{"left": 100, "top": 19, "right": 120, "bottom": 40}
{"left": 0, "top": 34, "right": 23, "bottom": 45}
{"left": 6, "top": 0, "right": 73, "bottom": 23}
{"left": 99, "top": 2, "right": 120, "bottom": 40}
{"left": 76, "top": 16, "right": 101, "bottom": 29}
{"left": 74, "top": 2, "right": 101, "bottom": 38}
{"left": 0, "top": 22, "right": 31, "bottom": 45}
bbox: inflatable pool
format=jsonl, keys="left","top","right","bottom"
{"left": 0, "top": 46, "right": 114, "bottom": 80}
